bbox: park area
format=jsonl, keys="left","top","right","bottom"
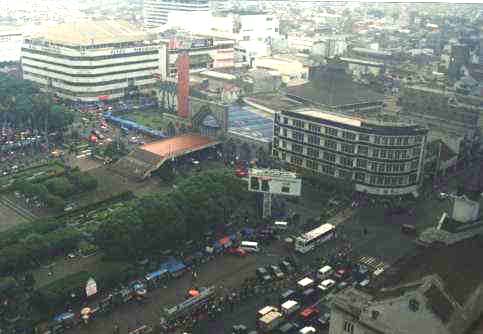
{"left": 115, "top": 109, "right": 166, "bottom": 131}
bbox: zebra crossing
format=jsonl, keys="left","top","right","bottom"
{"left": 358, "top": 256, "right": 389, "bottom": 276}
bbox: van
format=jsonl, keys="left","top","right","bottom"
{"left": 240, "top": 241, "right": 259, "bottom": 252}
{"left": 281, "top": 300, "right": 300, "bottom": 316}
{"left": 274, "top": 221, "right": 288, "bottom": 230}
{"left": 317, "top": 265, "right": 333, "bottom": 279}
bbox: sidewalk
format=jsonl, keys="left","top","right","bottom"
{"left": 327, "top": 208, "right": 355, "bottom": 227}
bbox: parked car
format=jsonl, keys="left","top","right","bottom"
{"left": 280, "top": 260, "right": 294, "bottom": 273}
{"left": 269, "top": 265, "right": 284, "bottom": 279}
{"left": 318, "top": 279, "right": 336, "bottom": 292}
{"left": 334, "top": 268, "right": 351, "bottom": 281}
{"left": 256, "top": 267, "right": 272, "bottom": 282}
{"left": 227, "top": 247, "right": 247, "bottom": 257}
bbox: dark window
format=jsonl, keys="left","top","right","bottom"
{"left": 326, "top": 127, "right": 338, "bottom": 137}
{"left": 358, "top": 145, "right": 369, "bottom": 156}
{"left": 292, "top": 131, "right": 304, "bottom": 142}
{"left": 355, "top": 172, "right": 365, "bottom": 182}
{"left": 306, "top": 160, "right": 318, "bottom": 170}
{"left": 323, "top": 152, "right": 336, "bottom": 162}
{"left": 343, "top": 131, "right": 356, "bottom": 141}
{"left": 308, "top": 135, "right": 320, "bottom": 146}
{"left": 325, "top": 140, "right": 337, "bottom": 150}
{"left": 341, "top": 144, "right": 355, "bottom": 154}
{"left": 292, "top": 143, "right": 303, "bottom": 153}
{"left": 307, "top": 147, "right": 319, "bottom": 158}
{"left": 356, "top": 159, "right": 367, "bottom": 169}
{"left": 293, "top": 119, "right": 305, "bottom": 128}
{"left": 322, "top": 164, "right": 335, "bottom": 175}
{"left": 308, "top": 124, "right": 321, "bottom": 133}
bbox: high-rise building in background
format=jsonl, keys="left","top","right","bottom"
{"left": 21, "top": 20, "right": 166, "bottom": 102}
{"left": 143, "top": 0, "right": 210, "bottom": 28}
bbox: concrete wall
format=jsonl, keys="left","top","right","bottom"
{"left": 449, "top": 283, "right": 483, "bottom": 334}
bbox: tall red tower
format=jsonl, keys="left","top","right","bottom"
{"left": 177, "top": 53, "right": 190, "bottom": 119}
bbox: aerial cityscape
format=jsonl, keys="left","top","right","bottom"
{"left": 0, "top": 1, "right": 483, "bottom": 334}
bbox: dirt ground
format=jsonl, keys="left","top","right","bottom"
{"left": 0, "top": 202, "right": 27, "bottom": 231}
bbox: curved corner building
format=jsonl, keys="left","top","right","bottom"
{"left": 272, "top": 108, "right": 428, "bottom": 196}
{"left": 143, "top": 0, "right": 210, "bottom": 28}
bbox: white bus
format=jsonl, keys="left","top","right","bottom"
{"left": 240, "top": 241, "right": 259, "bottom": 252}
{"left": 273, "top": 221, "right": 288, "bottom": 230}
{"left": 295, "top": 223, "right": 336, "bottom": 253}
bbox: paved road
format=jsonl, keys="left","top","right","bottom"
{"left": 69, "top": 243, "right": 290, "bottom": 334}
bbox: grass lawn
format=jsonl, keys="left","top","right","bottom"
{"left": 116, "top": 109, "right": 167, "bottom": 131}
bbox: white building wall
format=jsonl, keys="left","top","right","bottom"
{"left": 21, "top": 40, "right": 165, "bottom": 101}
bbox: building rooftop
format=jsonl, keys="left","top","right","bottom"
{"left": 228, "top": 105, "right": 274, "bottom": 143}
{"left": 140, "top": 134, "right": 218, "bottom": 159}
{"left": 297, "top": 109, "right": 362, "bottom": 127}
{"left": 373, "top": 235, "right": 483, "bottom": 306}
{"left": 285, "top": 108, "right": 426, "bottom": 134}
{"left": 245, "top": 93, "right": 304, "bottom": 112}
{"left": 287, "top": 77, "right": 384, "bottom": 108}
{"left": 28, "top": 20, "right": 151, "bottom": 46}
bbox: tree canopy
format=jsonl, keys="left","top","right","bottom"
{"left": 0, "top": 74, "right": 73, "bottom": 131}
{"left": 96, "top": 170, "right": 250, "bottom": 259}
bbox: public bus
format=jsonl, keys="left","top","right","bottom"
{"left": 294, "top": 223, "right": 336, "bottom": 254}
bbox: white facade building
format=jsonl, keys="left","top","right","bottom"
{"left": 208, "top": 11, "right": 280, "bottom": 62}
{"left": 21, "top": 20, "right": 167, "bottom": 102}
{"left": 0, "top": 27, "right": 23, "bottom": 62}
{"left": 287, "top": 34, "right": 347, "bottom": 59}
{"left": 143, "top": 0, "right": 210, "bottom": 28}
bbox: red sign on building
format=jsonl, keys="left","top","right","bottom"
{"left": 177, "top": 53, "right": 190, "bottom": 119}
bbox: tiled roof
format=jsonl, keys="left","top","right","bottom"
{"left": 140, "top": 134, "right": 218, "bottom": 158}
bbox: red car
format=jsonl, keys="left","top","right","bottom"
{"left": 334, "top": 268, "right": 351, "bottom": 281}
{"left": 299, "top": 307, "right": 319, "bottom": 322}
{"left": 227, "top": 247, "right": 247, "bottom": 257}
{"left": 235, "top": 169, "right": 248, "bottom": 177}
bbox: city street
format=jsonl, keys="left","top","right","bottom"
{"left": 64, "top": 192, "right": 445, "bottom": 334}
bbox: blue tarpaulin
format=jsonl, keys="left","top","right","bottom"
{"left": 158, "top": 257, "right": 186, "bottom": 275}
{"left": 241, "top": 228, "right": 255, "bottom": 237}
{"left": 145, "top": 269, "right": 168, "bottom": 281}
{"left": 168, "top": 262, "right": 186, "bottom": 274}
{"left": 54, "top": 312, "right": 75, "bottom": 322}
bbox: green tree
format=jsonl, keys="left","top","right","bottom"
{"left": 45, "top": 176, "right": 74, "bottom": 197}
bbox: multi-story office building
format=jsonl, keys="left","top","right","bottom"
{"left": 21, "top": 20, "right": 167, "bottom": 102}
{"left": 143, "top": 0, "right": 210, "bottom": 28}
{"left": 272, "top": 108, "right": 428, "bottom": 196}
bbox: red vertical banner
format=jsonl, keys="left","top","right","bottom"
{"left": 177, "top": 53, "right": 190, "bottom": 119}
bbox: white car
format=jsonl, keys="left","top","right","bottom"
{"left": 318, "top": 279, "right": 336, "bottom": 291}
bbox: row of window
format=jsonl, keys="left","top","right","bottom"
{"left": 274, "top": 137, "right": 421, "bottom": 162}
{"left": 22, "top": 56, "right": 158, "bottom": 70}
{"left": 23, "top": 63, "right": 159, "bottom": 79}
{"left": 24, "top": 71, "right": 153, "bottom": 87}
{"left": 280, "top": 151, "right": 419, "bottom": 186}
{"left": 22, "top": 48, "right": 159, "bottom": 61}
{"left": 276, "top": 116, "right": 424, "bottom": 146}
